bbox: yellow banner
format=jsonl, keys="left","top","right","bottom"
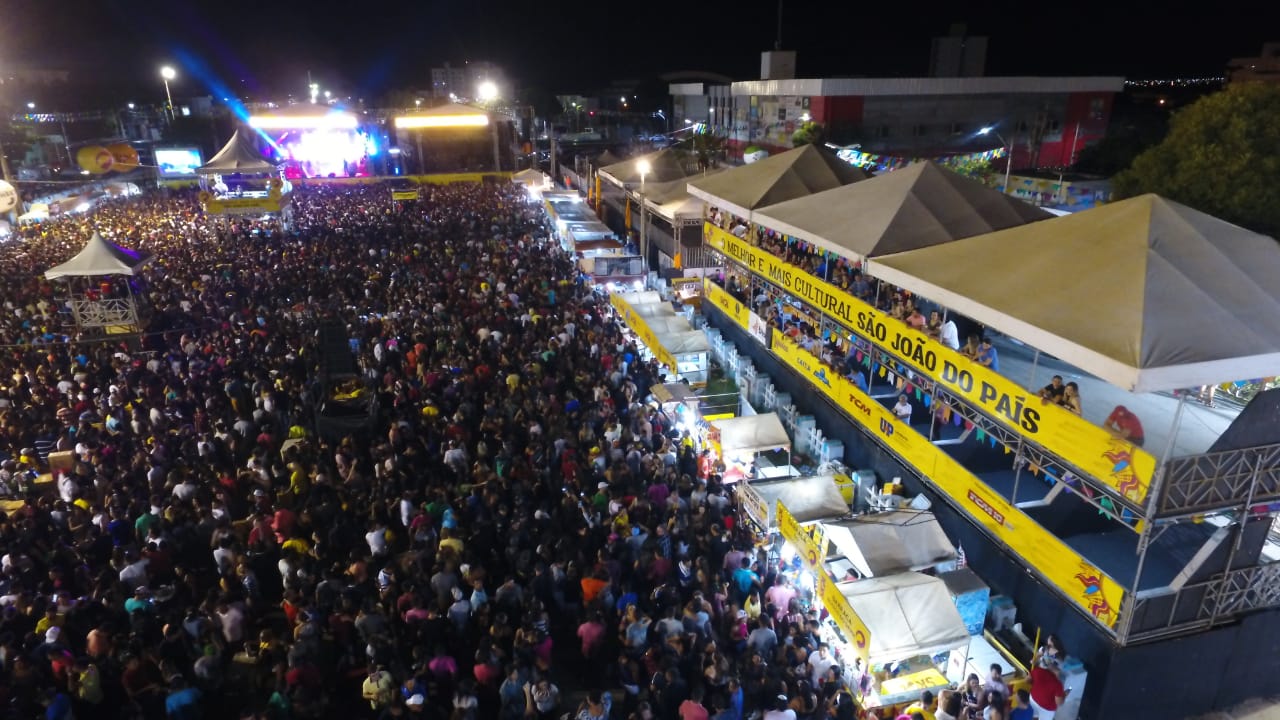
{"left": 609, "top": 293, "right": 677, "bottom": 371}
{"left": 771, "top": 330, "right": 1125, "bottom": 629}
{"left": 736, "top": 483, "right": 769, "bottom": 530}
{"left": 706, "top": 223, "right": 1155, "bottom": 505}
{"left": 776, "top": 500, "right": 828, "bottom": 569}
{"left": 391, "top": 189, "right": 420, "bottom": 200}
{"left": 815, "top": 565, "right": 871, "bottom": 664}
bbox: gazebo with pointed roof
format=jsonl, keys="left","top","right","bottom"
{"left": 686, "top": 144, "right": 867, "bottom": 219}
{"left": 869, "top": 194, "right": 1280, "bottom": 392}
{"left": 752, "top": 160, "right": 1050, "bottom": 261}
{"left": 45, "top": 231, "right": 154, "bottom": 336}
{"left": 197, "top": 129, "right": 279, "bottom": 175}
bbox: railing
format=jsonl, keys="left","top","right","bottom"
{"left": 1126, "top": 561, "right": 1280, "bottom": 643}
{"left": 68, "top": 297, "right": 139, "bottom": 328}
{"left": 1155, "top": 443, "right": 1280, "bottom": 518}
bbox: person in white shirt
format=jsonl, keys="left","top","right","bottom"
{"left": 939, "top": 319, "right": 960, "bottom": 351}
{"left": 893, "top": 395, "right": 913, "bottom": 423}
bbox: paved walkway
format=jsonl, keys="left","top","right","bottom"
{"left": 991, "top": 335, "right": 1238, "bottom": 457}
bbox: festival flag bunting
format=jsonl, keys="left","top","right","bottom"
{"left": 1003, "top": 444, "right": 1012, "bottom": 454}
{"left": 989, "top": 434, "right": 998, "bottom": 449}
{"left": 922, "top": 394, "right": 931, "bottom": 408}
{"left": 976, "top": 429, "right": 986, "bottom": 442}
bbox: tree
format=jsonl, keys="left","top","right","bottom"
{"left": 791, "top": 121, "right": 826, "bottom": 147}
{"left": 946, "top": 157, "right": 995, "bottom": 185}
{"left": 677, "top": 129, "right": 727, "bottom": 171}
{"left": 1112, "top": 83, "right": 1280, "bottom": 236}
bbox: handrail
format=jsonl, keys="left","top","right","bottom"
{"left": 1156, "top": 443, "right": 1280, "bottom": 517}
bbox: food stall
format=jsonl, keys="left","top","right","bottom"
{"left": 821, "top": 511, "right": 957, "bottom": 581}
{"left": 652, "top": 330, "right": 710, "bottom": 387}
{"left": 837, "top": 572, "right": 971, "bottom": 716}
{"left": 708, "top": 413, "right": 793, "bottom": 482}
{"left": 738, "top": 474, "right": 850, "bottom": 535}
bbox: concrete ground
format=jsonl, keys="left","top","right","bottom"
{"left": 991, "top": 335, "right": 1238, "bottom": 458}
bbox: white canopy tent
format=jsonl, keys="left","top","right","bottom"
{"left": 512, "top": 168, "right": 549, "bottom": 186}
{"left": 686, "top": 144, "right": 866, "bottom": 220}
{"left": 614, "top": 291, "right": 664, "bottom": 307}
{"left": 45, "top": 232, "right": 154, "bottom": 279}
{"left": 869, "top": 194, "right": 1280, "bottom": 392}
{"left": 712, "top": 413, "right": 791, "bottom": 453}
{"left": 198, "top": 129, "right": 279, "bottom": 175}
{"left": 654, "top": 330, "right": 710, "bottom": 357}
{"left": 650, "top": 382, "right": 698, "bottom": 404}
{"left": 745, "top": 475, "right": 849, "bottom": 527}
{"left": 823, "top": 511, "right": 957, "bottom": 578}
{"left": 839, "top": 572, "right": 970, "bottom": 665}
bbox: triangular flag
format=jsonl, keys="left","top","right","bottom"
{"left": 952, "top": 411, "right": 961, "bottom": 426}
{"left": 1029, "top": 463, "right": 1040, "bottom": 475}
{"left": 887, "top": 371, "right": 896, "bottom": 385}
{"left": 914, "top": 387, "right": 923, "bottom": 401}
{"left": 989, "top": 434, "right": 998, "bottom": 449}
{"left": 976, "top": 429, "right": 986, "bottom": 442}
{"left": 963, "top": 420, "right": 974, "bottom": 431}
{"left": 1003, "top": 444, "right": 1012, "bottom": 454}
{"left": 922, "top": 394, "right": 931, "bottom": 408}
{"left": 855, "top": 351, "right": 863, "bottom": 363}
{"left": 878, "top": 365, "right": 887, "bottom": 378}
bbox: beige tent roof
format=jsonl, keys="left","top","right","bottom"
{"left": 753, "top": 161, "right": 1050, "bottom": 260}
{"left": 712, "top": 413, "right": 791, "bottom": 454}
{"left": 599, "top": 148, "right": 691, "bottom": 189}
{"left": 869, "top": 194, "right": 1280, "bottom": 392}
{"left": 747, "top": 475, "right": 849, "bottom": 526}
{"left": 511, "top": 168, "right": 547, "bottom": 185}
{"left": 839, "top": 572, "right": 970, "bottom": 664}
{"left": 198, "top": 129, "right": 278, "bottom": 175}
{"left": 823, "top": 511, "right": 957, "bottom": 578}
{"left": 46, "top": 231, "right": 154, "bottom": 279}
{"left": 654, "top": 330, "right": 710, "bottom": 356}
{"left": 687, "top": 144, "right": 867, "bottom": 219}
{"left": 643, "top": 168, "right": 729, "bottom": 221}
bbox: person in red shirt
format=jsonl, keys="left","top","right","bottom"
{"left": 679, "top": 685, "right": 710, "bottom": 720}
{"left": 1104, "top": 405, "right": 1145, "bottom": 447}
{"left": 1029, "top": 655, "right": 1067, "bottom": 720}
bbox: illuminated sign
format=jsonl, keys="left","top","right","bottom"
{"left": 706, "top": 223, "right": 1155, "bottom": 505}
{"left": 776, "top": 500, "right": 827, "bottom": 570}
{"left": 393, "top": 114, "right": 490, "bottom": 129}
{"left": 248, "top": 113, "right": 359, "bottom": 130}
{"left": 609, "top": 293, "right": 678, "bottom": 371}
{"left": 815, "top": 567, "right": 871, "bottom": 664}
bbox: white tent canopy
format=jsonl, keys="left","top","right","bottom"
{"left": 823, "top": 511, "right": 956, "bottom": 578}
{"left": 512, "top": 168, "right": 548, "bottom": 186}
{"left": 869, "top": 194, "right": 1280, "bottom": 392}
{"left": 748, "top": 475, "right": 849, "bottom": 526}
{"left": 615, "top": 291, "right": 663, "bottom": 306}
{"left": 712, "top": 413, "right": 791, "bottom": 454}
{"left": 651, "top": 382, "right": 698, "bottom": 404}
{"left": 653, "top": 330, "right": 710, "bottom": 356}
{"left": 198, "top": 129, "right": 279, "bottom": 175}
{"left": 45, "top": 232, "right": 154, "bottom": 279}
{"left": 687, "top": 144, "right": 867, "bottom": 220}
{"left": 839, "top": 572, "right": 970, "bottom": 665}
{"left": 642, "top": 169, "right": 729, "bottom": 221}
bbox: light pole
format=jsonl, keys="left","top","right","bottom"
{"left": 979, "top": 125, "right": 1013, "bottom": 196}
{"left": 160, "top": 66, "right": 177, "bottom": 121}
{"left": 636, "top": 158, "right": 651, "bottom": 284}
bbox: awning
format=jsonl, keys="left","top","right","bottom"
{"left": 823, "top": 511, "right": 957, "bottom": 578}
{"left": 747, "top": 475, "right": 849, "bottom": 526}
{"left": 869, "top": 193, "right": 1280, "bottom": 392}
{"left": 712, "top": 413, "right": 791, "bottom": 454}
{"left": 687, "top": 144, "right": 866, "bottom": 220}
{"left": 651, "top": 382, "right": 698, "bottom": 404}
{"left": 839, "top": 572, "right": 970, "bottom": 665}
{"left": 45, "top": 231, "right": 154, "bottom": 279}
{"left": 654, "top": 330, "right": 710, "bottom": 356}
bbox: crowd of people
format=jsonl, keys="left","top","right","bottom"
{"left": 0, "top": 181, "right": 873, "bottom": 720}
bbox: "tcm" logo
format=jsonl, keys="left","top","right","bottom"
{"left": 879, "top": 418, "right": 894, "bottom": 437}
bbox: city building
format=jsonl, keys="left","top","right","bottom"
{"left": 1227, "top": 42, "right": 1280, "bottom": 84}
{"left": 670, "top": 53, "right": 1124, "bottom": 171}
{"left": 429, "top": 61, "right": 508, "bottom": 100}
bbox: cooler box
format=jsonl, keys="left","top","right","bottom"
{"left": 940, "top": 568, "right": 990, "bottom": 637}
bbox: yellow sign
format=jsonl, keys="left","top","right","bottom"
{"left": 609, "top": 293, "right": 677, "bottom": 371}
{"left": 816, "top": 566, "right": 872, "bottom": 664}
{"left": 200, "top": 193, "right": 287, "bottom": 215}
{"left": 736, "top": 483, "right": 769, "bottom": 530}
{"left": 880, "top": 668, "right": 949, "bottom": 696}
{"left": 776, "top": 500, "right": 828, "bottom": 569}
{"left": 703, "top": 277, "right": 768, "bottom": 344}
{"left": 706, "top": 223, "right": 1155, "bottom": 505}
{"left": 391, "top": 189, "right": 420, "bottom": 200}
{"left": 771, "top": 330, "right": 1125, "bottom": 629}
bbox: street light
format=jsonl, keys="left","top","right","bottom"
{"left": 979, "top": 125, "right": 1014, "bottom": 196}
{"left": 636, "top": 158, "right": 652, "bottom": 285}
{"left": 160, "top": 66, "right": 176, "bottom": 120}
{"left": 477, "top": 80, "right": 499, "bottom": 103}
{"left": 26, "top": 102, "right": 34, "bottom": 110}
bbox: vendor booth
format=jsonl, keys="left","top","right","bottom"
{"left": 822, "top": 511, "right": 957, "bottom": 580}
{"left": 709, "top": 413, "right": 793, "bottom": 481}
{"left": 838, "top": 572, "right": 971, "bottom": 713}
{"left": 197, "top": 129, "right": 294, "bottom": 224}
{"left": 738, "top": 474, "right": 849, "bottom": 532}
{"left": 610, "top": 293, "right": 710, "bottom": 386}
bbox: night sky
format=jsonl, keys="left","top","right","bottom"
{"left": 3, "top": 0, "right": 1272, "bottom": 105}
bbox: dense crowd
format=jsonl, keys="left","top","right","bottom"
{"left": 0, "top": 182, "right": 868, "bottom": 720}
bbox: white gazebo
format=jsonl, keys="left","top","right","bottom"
{"left": 45, "top": 231, "right": 154, "bottom": 336}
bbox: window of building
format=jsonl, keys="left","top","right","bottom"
{"left": 913, "top": 124, "right": 929, "bottom": 137}
{"left": 1089, "top": 97, "right": 1105, "bottom": 120}
{"left": 1049, "top": 119, "right": 1061, "bottom": 132}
